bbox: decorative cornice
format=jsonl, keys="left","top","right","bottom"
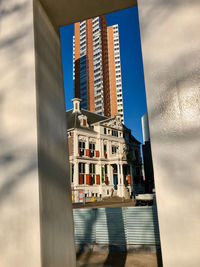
{"left": 101, "top": 118, "right": 123, "bottom": 130}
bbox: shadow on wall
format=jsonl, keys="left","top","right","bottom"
{"left": 138, "top": 0, "right": 200, "bottom": 194}
{"left": 76, "top": 208, "right": 98, "bottom": 262}
{"left": 0, "top": 0, "right": 37, "bottom": 200}
{"left": 153, "top": 199, "right": 163, "bottom": 267}
{"left": 103, "top": 207, "right": 127, "bottom": 267}
{"left": 0, "top": 0, "right": 38, "bottom": 224}
{"left": 75, "top": 206, "right": 163, "bottom": 267}
{"left": 75, "top": 207, "right": 127, "bottom": 266}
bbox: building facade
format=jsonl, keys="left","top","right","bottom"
{"left": 73, "top": 16, "right": 124, "bottom": 122}
{"left": 67, "top": 99, "right": 142, "bottom": 200}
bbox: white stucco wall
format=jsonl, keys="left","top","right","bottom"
{"left": 138, "top": 1, "right": 200, "bottom": 266}
{"left": 0, "top": 0, "right": 40, "bottom": 266}
{"left": 0, "top": 0, "right": 76, "bottom": 266}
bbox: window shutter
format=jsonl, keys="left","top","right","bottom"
{"left": 96, "top": 175, "right": 100, "bottom": 185}
{"left": 127, "top": 175, "right": 131, "bottom": 185}
{"left": 79, "top": 174, "right": 83, "bottom": 184}
{"left": 86, "top": 174, "right": 90, "bottom": 185}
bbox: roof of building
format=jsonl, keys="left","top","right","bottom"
{"left": 66, "top": 109, "right": 107, "bottom": 130}
{"left": 66, "top": 108, "right": 141, "bottom": 144}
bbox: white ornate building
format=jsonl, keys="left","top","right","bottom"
{"left": 67, "top": 98, "right": 143, "bottom": 200}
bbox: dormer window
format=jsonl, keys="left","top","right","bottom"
{"left": 83, "top": 119, "right": 87, "bottom": 127}
{"left": 78, "top": 115, "right": 88, "bottom": 127}
{"left": 81, "top": 117, "right": 87, "bottom": 127}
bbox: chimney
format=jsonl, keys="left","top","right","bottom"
{"left": 72, "top": 98, "right": 81, "bottom": 113}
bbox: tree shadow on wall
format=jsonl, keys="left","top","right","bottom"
{"left": 103, "top": 207, "right": 127, "bottom": 267}
{"left": 76, "top": 208, "right": 98, "bottom": 264}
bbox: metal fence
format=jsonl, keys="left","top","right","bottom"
{"left": 73, "top": 206, "right": 160, "bottom": 246}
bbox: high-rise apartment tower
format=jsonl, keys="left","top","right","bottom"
{"left": 73, "top": 16, "right": 124, "bottom": 122}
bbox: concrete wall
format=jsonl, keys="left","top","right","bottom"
{"left": 33, "top": 1, "right": 76, "bottom": 266}
{"left": 0, "top": 0, "right": 76, "bottom": 266}
{"left": 0, "top": 0, "right": 40, "bottom": 266}
{"left": 2, "top": 0, "right": 200, "bottom": 266}
{"left": 138, "top": 1, "right": 200, "bottom": 266}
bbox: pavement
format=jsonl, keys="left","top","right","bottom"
{"left": 77, "top": 251, "right": 162, "bottom": 267}
{"left": 73, "top": 196, "right": 136, "bottom": 209}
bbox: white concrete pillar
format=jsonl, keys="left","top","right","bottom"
{"left": 138, "top": 1, "right": 200, "bottom": 266}
{"left": 0, "top": 0, "right": 76, "bottom": 266}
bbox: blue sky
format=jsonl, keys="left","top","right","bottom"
{"left": 60, "top": 6, "right": 147, "bottom": 143}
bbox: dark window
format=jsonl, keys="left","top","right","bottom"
{"left": 89, "top": 164, "right": 95, "bottom": 174}
{"left": 104, "top": 128, "right": 107, "bottom": 134}
{"left": 78, "top": 141, "right": 85, "bottom": 149}
{"left": 89, "top": 143, "right": 95, "bottom": 150}
{"left": 105, "top": 164, "right": 107, "bottom": 174}
{"left": 112, "top": 146, "right": 117, "bottom": 154}
{"left": 79, "top": 163, "right": 85, "bottom": 174}
{"left": 135, "top": 150, "right": 139, "bottom": 161}
{"left": 112, "top": 130, "right": 118, "bottom": 137}
{"left": 72, "top": 164, "right": 74, "bottom": 183}
{"left": 104, "top": 144, "right": 107, "bottom": 151}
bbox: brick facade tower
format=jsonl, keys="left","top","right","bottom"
{"left": 73, "top": 16, "right": 124, "bottom": 122}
